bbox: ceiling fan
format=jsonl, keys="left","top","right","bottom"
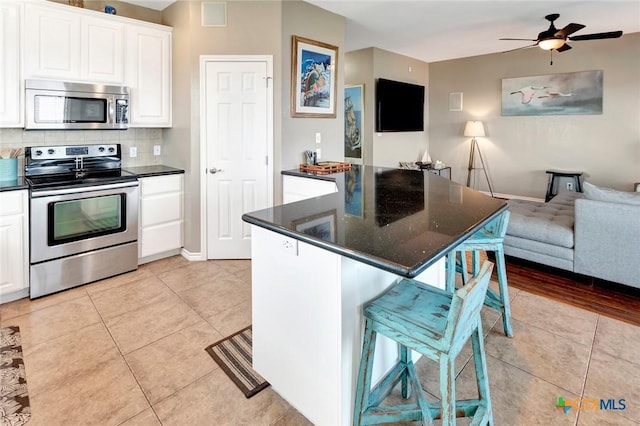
{"left": 500, "top": 13, "right": 623, "bottom": 61}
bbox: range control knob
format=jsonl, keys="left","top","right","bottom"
{"left": 35, "top": 150, "right": 43, "bottom": 156}
{"left": 48, "top": 149, "right": 55, "bottom": 155}
{"left": 108, "top": 147, "right": 115, "bottom": 153}
{"left": 98, "top": 146, "right": 105, "bottom": 152}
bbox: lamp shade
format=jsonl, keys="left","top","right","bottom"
{"left": 464, "top": 121, "right": 485, "bottom": 137}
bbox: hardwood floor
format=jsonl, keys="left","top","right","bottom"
{"left": 499, "top": 255, "right": 640, "bottom": 327}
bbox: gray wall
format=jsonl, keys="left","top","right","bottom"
{"left": 162, "top": 0, "right": 344, "bottom": 255}
{"left": 428, "top": 33, "right": 640, "bottom": 198}
{"left": 345, "top": 48, "right": 430, "bottom": 167}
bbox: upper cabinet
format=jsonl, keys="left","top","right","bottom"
{"left": 24, "top": 2, "right": 126, "bottom": 84}
{"left": 16, "top": 1, "right": 172, "bottom": 128}
{"left": 126, "top": 25, "right": 172, "bottom": 127}
{"left": 0, "top": 2, "right": 22, "bottom": 127}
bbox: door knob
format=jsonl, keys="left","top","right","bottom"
{"left": 209, "top": 167, "right": 222, "bottom": 174}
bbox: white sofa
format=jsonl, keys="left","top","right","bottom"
{"left": 503, "top": 183, "right": 640, "bottom": 289}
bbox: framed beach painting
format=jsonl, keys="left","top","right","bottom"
{"left": 344, "top": 84, "right": 363, "bottom": 159}
{"left": 291, "top": 35, "right": 338, "bottom": 118}
{"left": 502, "top": 70, "right": 603, "bottom": 116}
{"left": 345, "top": 164, "right": 363, "bottom": 217}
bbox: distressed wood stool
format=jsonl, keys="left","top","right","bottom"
{"left": 353, "top": 260, "right": 495, "bottom": 426}
{"left": 449, "top": 210, "right": 513, "bottom": 337}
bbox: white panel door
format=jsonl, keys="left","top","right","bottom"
{"left": 204, "top": 59, "right": 270, "bottom": 259}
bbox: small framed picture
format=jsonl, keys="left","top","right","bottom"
{"left": 291, "top": 35, "right": 339, "bottom": 118}
{"left": 449, "top": 92, "right": 463, "bottom": 111}
{"left": 292, "top": 210, "right": 337, "bottom": 242}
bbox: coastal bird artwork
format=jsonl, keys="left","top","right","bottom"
{"left": 538, "top": 91, "right": 572, "bottom": 99}
{"left": 510, "top": 86, "right": 548, "bottom": 104}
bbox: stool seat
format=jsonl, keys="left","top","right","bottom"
{"left": 353, "top": 260, "right": 495, "bottom": 426}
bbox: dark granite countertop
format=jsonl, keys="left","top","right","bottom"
{"left": 0, "top": 177, "right": 29, "bottom": 192}
{"left": 123, "top": 165, "right": 184, "bottom": 177}
{"left": 244, "top": 165, "right": 507, "bottom": 278}
{"left": 281, "top": 168, "right": 343, "bottom": 182}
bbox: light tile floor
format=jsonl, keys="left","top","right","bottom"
{"left": 1, "top": 256, "right": 638, "bottom": 425}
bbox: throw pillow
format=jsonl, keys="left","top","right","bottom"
{"left": 583, "top": 181, "right": 640, "bottom": 206}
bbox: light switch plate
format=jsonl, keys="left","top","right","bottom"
{"left": 315, "top": 132, "right": 321, "bottom": 144}
{"left": 316, "top": 148, "right": 321, "bottom": 159}
{"left": 130, "top": 147, "right": 137, "bottom": 158}
{"left": 153, "top": 145, "right": 161, "bottom": 156}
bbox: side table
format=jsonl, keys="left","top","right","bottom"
{"left": 545, "top": 170, "right": 583, "bottom": 202}
{"left": 417, "top": 163, "right": 451, "bottom": 180}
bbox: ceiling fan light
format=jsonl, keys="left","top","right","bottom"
{"left": 539, "top": 38, "right": 565, "bottom": 50}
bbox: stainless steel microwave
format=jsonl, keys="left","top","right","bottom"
{"left": 25, "top": 80, "right": 129, "bottom": 130}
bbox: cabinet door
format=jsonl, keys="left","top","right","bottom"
{"left": 24, "top": 3, "right": 81, "bottom": 80}
{"left": 0, "top": 191, "right": 28, "bottom": 299}
{"left": 81, "top": 17, "right": 125, "bottom": 84}
{"left": 0, "top": 2, "right": 22, "bottom": 126}
{"left": 126, "top": 25, "right": 172, "bottom": 127}
{"left": 139, "top": 175, "right": 183, "bottom": 260}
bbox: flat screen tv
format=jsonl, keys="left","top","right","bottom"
{"left": 375, "top": 78, "right": 425, "bottom": 132}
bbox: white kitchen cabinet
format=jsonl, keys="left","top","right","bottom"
{"left": 138, "top": 174, "right": 183, "bottom": 263}
{"left": 0, "top": 190, "right": 29, "bottom": 303}
{"left": 0, "top": 2, "right": 22, "bottom": 127}
{"left": 81, "top": 16, "right": 125, "bottom": 84}
{"left": 126, "top": 24, "right": 172, "bottom": 127}
{"left": 282, "top": 174, "right": 338, "bottom": 204}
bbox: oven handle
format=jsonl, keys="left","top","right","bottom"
{"left": 31, "top": 181, "right": 139, "bottom": 197}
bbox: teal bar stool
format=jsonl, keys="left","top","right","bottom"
{"left": 449, "top": 210, "right": 513, "bottom": 337}
{"left": 353, "top": 260, "right": 494, "bottom": 426}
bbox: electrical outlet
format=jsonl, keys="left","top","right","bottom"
{"left": 153, "top": 145, "right": 161, "bottom": 156}
{"left": 566, "top": 182, "right": 574, "bottom": 191}
{"left": 280, "top": 238, "right": 298, "bottom": 256}
{"left": 315, "top": 132, "right": 321, "bottom": 144}
{"left": 316, "top": 148, "right": 321, "bottom": 160}
{"left": 129, "top": 147, "right": 137, "bottom": 158}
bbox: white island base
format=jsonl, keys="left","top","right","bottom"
{"left": 251, "top": 226, "right": 446, "bottom": 425}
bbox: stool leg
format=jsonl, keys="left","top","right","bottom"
{"left": 353, "top": 319, "right": 377, "bottom": 426}
{"left": 471, "top": 250, "right": 481, "bottom": 277}
{"left": 446, "top": 251, "right": 457, "bottom": 293}
{"left": 471, "top": 322, "right": 494, "bottom": 425}
{"left": 400, "top": 345, "right": 410, "bottom": 399}
{"left": 495, "top": 246, "right": 513, "bottom": 338}
{"left": 439, "top": 354, "right": 455, "bottom": 426}
{"left": 457, "top": 251, "right": 469, "bottom": 285}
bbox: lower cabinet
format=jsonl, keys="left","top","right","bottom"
{"left": 0, "top": 190, "right": 29, "bottom": 303}
{"left": 282, "top": 175, "right": 338, "bottom": 204}
{"left": 138, "top": 174, "right": 184, "bottom": 263}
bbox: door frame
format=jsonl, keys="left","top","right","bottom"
{"left": 199, "top": 55, "right": 274, "bottom": 259}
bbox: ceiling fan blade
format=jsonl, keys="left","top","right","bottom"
{"left": 501, "top": 44, "right": 538, "bottom": 54}
{"left": 557, "top": 43, "right": 572, "bottom": 52}
{"left": 555, "top": 23, "right": 585, "bottom": 38}
{"left": 499, "top": 38, "right": 537, "bottom": 41}
{"left": 569, "top": 31, "right": 623, "bottom": 41}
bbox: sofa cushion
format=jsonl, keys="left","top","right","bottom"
{"left": 506, "top": 198, "right": 575, "bottom": 248}
{"left": 583, "top": 181, "right": 640, "bottom": 206}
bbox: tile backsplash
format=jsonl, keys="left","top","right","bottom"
{"left": 0, "top": 128, "right": 164, "bottom": 173}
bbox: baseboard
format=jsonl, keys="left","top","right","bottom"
{"left": 479, "top": 191, "right": 544, "bottom": 203}
{"left": 181, "top": 248, "right": 206, "bottom": 261}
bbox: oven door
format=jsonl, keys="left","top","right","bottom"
{"left": 30, "top": 181, "right": 139, "bottom": 264}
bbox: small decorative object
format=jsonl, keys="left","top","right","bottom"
{"left": 291, "top": 35, "right": 338, "bottom": 118}
{"left": 344, "top": 84, "right": 364, "bottom": 159}
{"left": 434, "top": 160, "right": 445, "bottom": 170}
{"left": 67, "top": 0, "right": 84, "bottom": 7}
{"left": 104, "top": 5, "right": 116, "bottom": 14}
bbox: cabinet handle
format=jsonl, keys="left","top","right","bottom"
{"left": 209, "top": 168, "right": 223, "bottom": 174}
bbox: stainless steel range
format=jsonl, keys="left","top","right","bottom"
{"left": 25, "top": 144, "right": 139, "bottom": 299}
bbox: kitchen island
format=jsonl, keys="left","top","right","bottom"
{"left": 242, "top": 165, "right": 506, "bottom": 425}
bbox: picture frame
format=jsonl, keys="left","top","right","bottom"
{"left": 501, "top": 70, "right": 603, "bottom": 116}
{"left": 345, "top": 165, "right": 363, "bottom": 217}
{"left": 292, "top": 210, "right": 337, "bottom": 242}
{"left": 291, "top": 35, "right": 339, "bottom": 118}
{"left": 344, "top": 84, "right": 364, "bottom": 159}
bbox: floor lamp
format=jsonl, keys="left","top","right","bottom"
{"left": 464, "top": 120, "right": 494, "bottom": 197}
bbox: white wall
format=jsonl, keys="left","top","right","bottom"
{"left": 428, "top": 33, "right": 640, "bottom": 198}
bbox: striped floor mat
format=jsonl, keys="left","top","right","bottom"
{"left": 205, "top": 326, "right": 270, "bottom": 398}
{"left": 1, "top": 326, "right": 31, "bottom": 425}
